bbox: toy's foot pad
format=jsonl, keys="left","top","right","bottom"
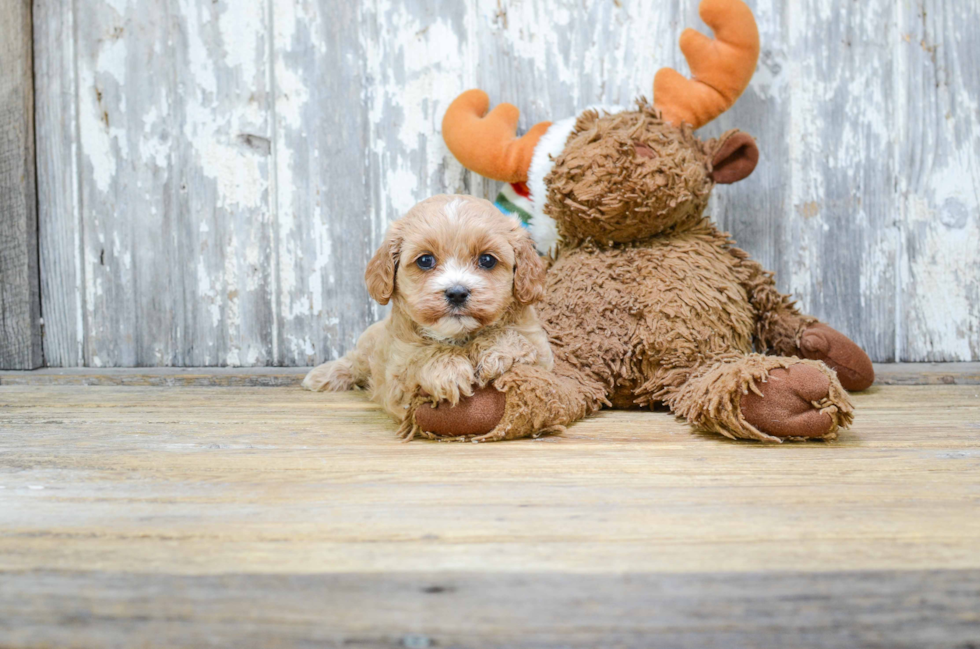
{"left": 740, "top": 365, "right": 835, "bottom": 438}
{"left": 415, "top": 386, "right": 506, "bottom": 437}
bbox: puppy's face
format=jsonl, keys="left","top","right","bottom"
{"left": 365, "top": 195, "right": 546, "bottom": 340}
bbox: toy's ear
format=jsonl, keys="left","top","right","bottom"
{"left": 512, "top": 228, "right": 547, "bottom": 305}
{"left": 710, "top": 130, "right": 759, "bottom": 184}
{"left": 365, "top": 223, "right": 402, "bottom": 305}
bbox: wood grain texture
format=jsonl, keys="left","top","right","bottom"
{"left": 33, "top": 0, "right": 980, "bottom": 366}
{"left": 898, "top": 0, "right": 980, "bottom": 362}
{"left": 2, "top": 362, "right": 979, "bottom": 386}
{"left": 32, "top": 0, "right": 82, "bottom": 368}
{"left": 0, "top": 365, "right": 309, "bottom": 386}
{"left": 170, "top": 0, "right": 277, "bottom": 367}
{"left": 271, "top": 0, "right": 375, "bottom": 365}
{"left": 873, "top": 361, "right": 980, "bottom": 386}
{"left": 0, "top": 383, "right": 978, "bottom": 645}
{"left": 36, "top": 0, "right": 277, "bottom": 367}
{"left": 0, "top": 0, "right": 42, "bottom": 369}
{"left": 2, "top": 570, "right": 978, "bottom": 648}
{"left": 0, "top": 385, "right": 978, "bottom": 573}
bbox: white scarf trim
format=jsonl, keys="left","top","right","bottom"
{"left": 525, "top": 105, "right": 625, "bottom": 256}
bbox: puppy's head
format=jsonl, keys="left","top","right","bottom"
{"left": 365, "top": 195, "right": 546, "bottom": 340}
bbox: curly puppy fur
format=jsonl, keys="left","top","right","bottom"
{"left": 428, "top": 102, "right": 857, "bottom": 442}
{"left": 303, "top": 195, "right": 553, "bottom": 433}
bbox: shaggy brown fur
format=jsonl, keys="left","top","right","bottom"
{"left": 547, "top": 104, "right": 713, "bottom": 245}
{"left": 419, "top": 102, "right": 871, "bottom": 442}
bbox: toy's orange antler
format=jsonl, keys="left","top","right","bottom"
{"left": 441, "top": 89, "right": 552, "bottom": 183}
{"left": 654, "top": 0, "right": 760, "bottom": 129}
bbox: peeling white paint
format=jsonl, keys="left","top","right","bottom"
{"left": 218, "top": 1, "right": 264, "bottom": 80}
{"left": 36, "top": 0, "right": 980, "bottom": 367}
{"left": 77, "top": 42, "right": 128, "bottom": 196}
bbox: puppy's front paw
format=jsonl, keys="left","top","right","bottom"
{"left": 475, "top": 343, "right": 537, "bottom": 386}
{"left": 475, "top": 350, "right": 516, "bottom": 386}
{"left": 417, "top": 356, "right": 476, "bottom": 406}
{"left": 303, "top": 361, "right": 355, "bottom": 392}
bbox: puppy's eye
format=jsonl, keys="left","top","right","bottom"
{"left": 478, "top": 254, "right": 497, "bottom": 270}
{"left": 416, "top": 254, "right": 436, "bottom": 270}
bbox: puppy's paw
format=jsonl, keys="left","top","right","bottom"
{"left": 417, "top": 356, "right": 476, "bottom": 406}
{"left": 475, "top": 343, "right": 537, "bottom": 386}
{"left": 475, "top": 350, "right": 517, "bottom": 386}
{"left": 303, "top": 361, "right": 355, "bottom": 392}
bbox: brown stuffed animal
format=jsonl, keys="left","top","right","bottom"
{"left": 413, "top": 0, "right": 874, "bottom": 443}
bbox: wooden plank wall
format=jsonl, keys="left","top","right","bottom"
{"left": 32, "top": 0, "right": 980, "bottom": 367}
{"left": 0, "top": 0, "right": 43, "bottom": 369}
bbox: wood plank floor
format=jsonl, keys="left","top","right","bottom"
{"left": 1, "top": 380, "right": 978, "bottom": 647}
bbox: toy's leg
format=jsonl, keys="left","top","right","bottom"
{"left": 764, "top": 317, "right": 874, "bottom": 392}
{"left": 758, "top": 310, "right": 874, "bottom": 391}
{"left": 666, "top": 354, "right": 853, "bottom": 442}
{"left": 409, "top": 361, "right": 607, "bottom": 442}
{"left": 740, "top": 255, "right": 874, "bottom": 391}
{"left": 795, "top": 323, "right": 875, "bottom": 391}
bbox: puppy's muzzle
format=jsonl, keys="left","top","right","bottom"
{"left": 444, "top": 285, "right": 470, "bottom": 307}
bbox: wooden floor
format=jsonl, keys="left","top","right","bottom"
{"left": 1, "top": 371, "right": 979, "bottom": 647}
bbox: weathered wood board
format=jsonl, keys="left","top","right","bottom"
{"left": 32, "top": 0, "right": 980, "bottom": 366}
{"left": 2, "top": 569, "right": 978, "bottom": 648}
{"left": 2, "top": 361, "right": 980, "bottom": 386}
{"left": 0, "top": 0, "right": 42, "bottom": 369}
{"left": 0, "top": 383, "right": 978, "bottom": 646}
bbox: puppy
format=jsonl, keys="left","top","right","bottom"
{"left": 303, "top": 194, "right": 553, "bottom": 438}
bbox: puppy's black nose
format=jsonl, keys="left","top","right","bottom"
{"left": 444, "top": 285, "right": 470, "bottom": 307}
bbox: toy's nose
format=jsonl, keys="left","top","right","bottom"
{"left": 444, "top": 285, "right": 470, "bottom": 307}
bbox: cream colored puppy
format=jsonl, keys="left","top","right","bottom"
{"left": 303, "top": 195, "right": 553, "bottom": 431}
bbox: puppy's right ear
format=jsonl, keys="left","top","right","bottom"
{"left": 365, "top": 224, "right": 401, "bottom": 305}
{"left": 512, "top": 227, "right": 547, "bottom": 305}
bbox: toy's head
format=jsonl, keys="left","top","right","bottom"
{"left": 442, "top": 0, "right": 761, "bottom": 253}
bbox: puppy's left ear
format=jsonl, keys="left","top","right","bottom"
{"left": 512, "top": 228, "right": 547, "bottom": 305}
{"left": 365, "top": 223, "right": 401, "bottom": 305}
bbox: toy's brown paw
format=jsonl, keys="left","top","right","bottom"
{"left": 414, "top": 386, "right": 506, "bottom": 438}
{"left": 798, "top": 323, "right": 874, "bottom": 391}
{"left": 740, "top": 365, "right": 834, "bottom": 438}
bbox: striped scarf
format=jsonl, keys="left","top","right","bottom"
{"left": 494, "top": 182, "right": 535, "bottom": 229}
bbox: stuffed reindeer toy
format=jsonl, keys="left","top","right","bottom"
{"left": 410, "top": 0, "right": 874, "bottom": 442}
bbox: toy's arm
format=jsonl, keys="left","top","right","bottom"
{"left": 736, "top": 254, "right": 814, "bottom": 356}
{"left": 735, "top": 251, "right": 875, "bottom": 391}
